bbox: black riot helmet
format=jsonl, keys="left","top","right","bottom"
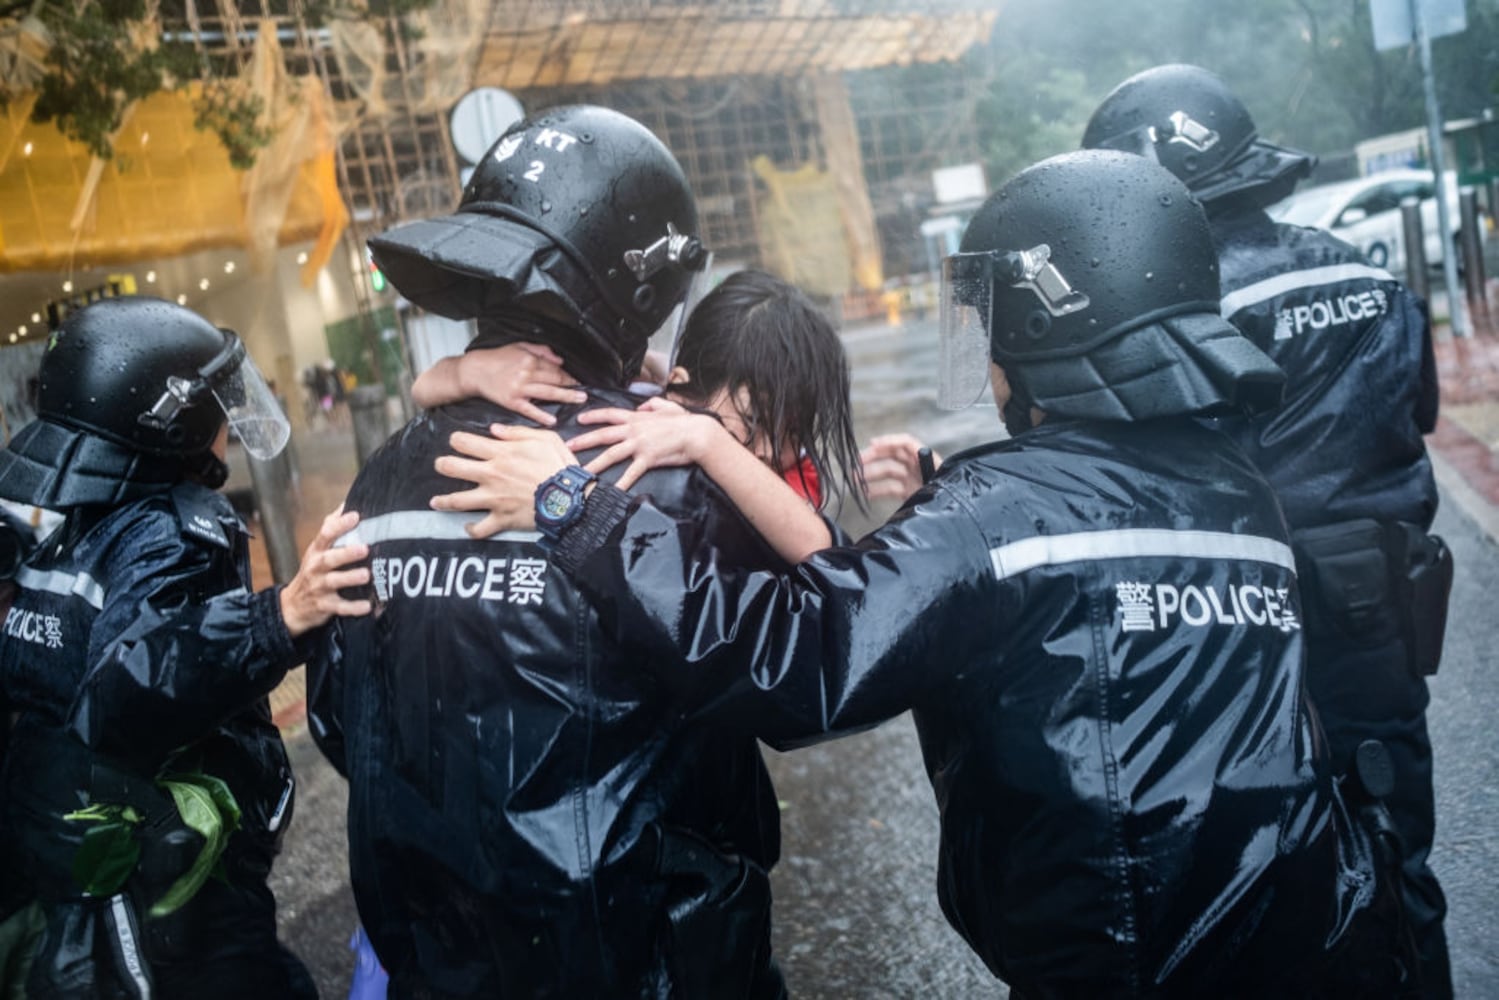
{"left": 1081, "top": 64, "right": 1315, "bottom": 212}
{"left": 370, "top": 104, "right": 709, "bottom": 387}
{"left": 0, "top": 296, "right": 289, "bottom": 508}
{"left": 938, "top": 150, "right": 1283, "bottom": 432}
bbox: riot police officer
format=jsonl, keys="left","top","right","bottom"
{"left": 437, "top": 150, "right": 1412, "bottom": 997}
{"left": 306, "top": 105, "right": 789, "bottom": 996}
{"left": 0, "top": 296, "right": 367, "bottom": 997}
{"left": 1083, "top": 64, "right": 1453, "bottom": 998}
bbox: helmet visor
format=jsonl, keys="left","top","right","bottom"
{"left": 937, "top": 251, "right": 994, "bottom": 409}
{"left": 1090, "top": 122, "right": 1161, "bottom": 161}
{"left": 662, "top": 250, "right": 717, "bottom": 368}
{"left": 208, "top": 346, "right": 290, "bottom": 460}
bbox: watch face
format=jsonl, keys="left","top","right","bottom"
{"left": 539, "top": 483, "right": 573, "bottom": 521}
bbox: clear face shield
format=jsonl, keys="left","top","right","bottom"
{"left": 660, "top": 250, "right": 716, "bottom": 368}
{"left": 202, "top": 335, "right": 291, "bottom": 460}
{"left": 938, "top": 245, "right": 1092, "bottom": 409}
{"left": 937, "top": 251, "right": 996, "bottom": 409}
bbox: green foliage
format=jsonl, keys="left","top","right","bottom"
{"left": 3, "top": 0, "right": 441, "bottom": 167}
{"left": 63, "top": 802, "right": 143, "bottom": 898}
{"left": 367, "top": 0, "right": 437, "bottom": 18}
{"left": 149, "top": 771, "right": 241, "bottom": 917}
{"left": 25, "top": 1, "right": 195, "bottom": 160}
{"left": 194, "top": 81, "right": 273, "bottom": 170}
{"left": 59, "top": 770, "right": 241, "bottom": 916}
{"left": 299, "top": 0, "right": 339, "bottom": 28}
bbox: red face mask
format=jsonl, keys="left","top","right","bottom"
{"left": 782, "top": 454, "right": 822, "bottom": 508}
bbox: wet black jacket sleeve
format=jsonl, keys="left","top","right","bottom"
{"left": 555, "top": 478, "right": 1002, "bottom": 746}
{"left": 65, "top": 497, "right": 303, "bottom": 769}
{"left": 306, "top": 619, "right": 349, "bottom": 778}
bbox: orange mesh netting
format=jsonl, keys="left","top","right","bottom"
{"left": 0, "top": 20, "right": 345, "bottom": 286}
{"left": 241, "top": 20, "right": 348, "bottom": 285}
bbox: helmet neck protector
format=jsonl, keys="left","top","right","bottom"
{"left": 939, "top": 150, "right": 1283, "bottom": 426}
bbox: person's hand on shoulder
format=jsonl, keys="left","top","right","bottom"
{"left": 569, "top": 396, "right": 728, "bottom": 490}
{"left": 410, "top": 344, "right": 587, "bottom": 425}
{"left": 431, "top": 426, "right": 577, "bottom": 538}
{"left": 280, "top": 507, "right": 372, "bottom": 637}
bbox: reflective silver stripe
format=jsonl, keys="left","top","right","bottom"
{"left": 1219, "top": 263, "right": 1395, "bottom": 317}
{"left": 335, "top": 510, "right": 541, "bottom": 547}
{"left": 268, "top": 776, "right": 295, "bottom": 834}
{"left": 989, "top": 528, "right": 1295, "bottom": 582}
{"left": 108, "top": 894, "right": 152, "bottom": 999}
{"left": 15, "top": 566, "right": 105, "bottom": 609}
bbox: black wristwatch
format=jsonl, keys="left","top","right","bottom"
{"left": 534, "top": 465, "right": 598, "bottom": 541}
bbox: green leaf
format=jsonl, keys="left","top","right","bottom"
{"left": 63, "top": 802, "right": 143, "bottom": 897}
{"left": 63, "top": 802, "right": 140, "bottom": 825}
{"left": 192, "top": 772, "right": 242, "bottom": 833}
{"left": 63, "top": 803, "right": 115, "bottom": 823}
{"left": 70, "top": 821, "right": 140, "bottom": 897}
{"left": 148, "top": 780, "right": 223, "bottom": 917}
{"left": 147, "top": 773, "right": 242, "bottom": 917}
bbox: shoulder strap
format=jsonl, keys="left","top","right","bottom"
{"left": 168, "top": 484, "right": 236, "bottom": 551}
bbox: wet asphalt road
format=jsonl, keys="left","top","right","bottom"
{"left": 271, "top": 318, "right": 1498, "bottom": 998}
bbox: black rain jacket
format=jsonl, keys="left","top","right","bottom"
{"left": 551, "top": 417, "right": 1404, "bottom": 998}
{"left": 308, "top": 392, "right": 787, "bottom": 999}
{"left": 0, "top": 483, "right": 302, "bottom": 995}
{"left": 1210, "top": 211, "right": 1439, "bottom": 530}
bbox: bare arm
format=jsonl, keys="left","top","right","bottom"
{"left": 572, "top": 399, "right": 833, "bottom": 563}
{"left": 409, "top": 343, "right": 587, "bottom": 425}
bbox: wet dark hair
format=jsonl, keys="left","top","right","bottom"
{"left": 669, "top": 269, "right": 865, "bottom": 512}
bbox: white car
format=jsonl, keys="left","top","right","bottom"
{"left": 1268, "top": 168, "right": 1461, "bottom": 273}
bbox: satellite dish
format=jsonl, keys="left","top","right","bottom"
{"left": 450, "top": 88, "right": 525, "bottom": 165}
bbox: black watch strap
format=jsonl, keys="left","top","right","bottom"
{"left": 553, "top": 482, "right": 633, "bottom": 572}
